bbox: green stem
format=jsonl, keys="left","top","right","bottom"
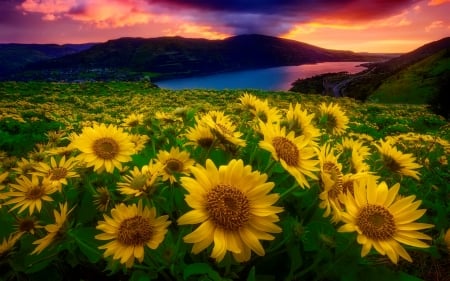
{"left": 279, "top": 182, "right": 299, "bottom": 200}
{"left": 264, "top": 158, "right": 278, "bottom": 176}
{"left": 200, "top": 139, "right": 218, "bottom": 164}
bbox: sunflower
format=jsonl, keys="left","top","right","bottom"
{"left": 4, "top": 175, "right": 57, "bottom": 215}
{"left": 12, "top": 158, "right": 37, "bottom": 175}
{"left": 335, "top": 137, "right": 371, "bottom": 173}
{"left": 374, "top": 140, "right": 422, "bottom": 180}
{"left": 338, "top": 181, "right": 433, "bottom": 264}
{"left": 350, "top": 149, "right": 371, "bottom": 173}
{"left": 250, "top": 99, "right": 281, "bottom": 124}
{"left": 203, "top": 112, "right": 246, "bottom": 148}
{"left": 28, "top": 144, "right": 48, "bottom": 162}
{"left": 336, "top": 137, "right": 371, "bottom": 159}
{"left": 45, "top": 130, "right": 66, "bottom": 145}
{"left": 0, "top": 171, "right": 8, "bottom": 201}
{"left": 285, "top": 103, "right": 320, "bottom": 142}
{"left": 32, "top": 202, "right": 72, "bottom": 255}
{"left": 117, "top": 162, "right": 162, "bottom": 198}
{"left": 341, "top": 172, "right": 379, "bottom": 196}
{"left": 129, "top": 134, "right": 150, "bottom": 153}
{"left": 155, "top": 111, "right": 181, "bottom": 123}
{"left": 47, "top": 145, "right": 76, "bottom": 158}
{"left": 156, "top": 147, "right": 195, "bottom": 183}
{"left": 184, "top": 122, "right": 216, "bottom": 149}
{"left": 121, "top": 113, "right": 144, "bottom": 128}
{"left": 318, "top": 102, "right": 349, "bottom": 136}
{"left": 33, "top": 156, "right": 79, "bottom": 191}
{"left": 93, "top": 186, "right": 112, "bottom": 212}
{"left": 0, "top": 233, "right": 21, "bottom": 257}
{"left": 70, "top": 123, "right": 135, "bottom": 173}
{"left": 318, "top": 144, "right": 344, "bottom": 222}
{"left": 14, "top": 216, "right": 43, "bottom": 236}
{"left": 259, "top": 121, "right": 319, "bottom": 188}
{"left": 95, "top": 200, "right": 171, "bottom": 268}
{"left": 177, "top": 159, "right": 283, "bottom": 262}
{"left": 444, "top": 228, "right": 450, "bottom": 251}
{"left": 238, "top": 92, "right": 260, "bottom": 112}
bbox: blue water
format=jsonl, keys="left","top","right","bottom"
{"left": 155, "top": 61, "right": 367, "bottom": 91}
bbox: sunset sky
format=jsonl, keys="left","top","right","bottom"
{"left": 1, "top": 0, "right": 449, "bottom": 53}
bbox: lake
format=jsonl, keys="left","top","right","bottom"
{"left": 155, "top": 61, "right": 367, "bottom": 91}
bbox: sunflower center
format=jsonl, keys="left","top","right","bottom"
{"left": 93, "top": 137, "right": 119, "bottom": 160}
{"left": 357, "top": 204, "right": 396, "bottom": 240}
{"left": 198, "top": 137, "right": 214, "bottom": 148}
{"left": 165, "top": 159, "right": 183, "bottom": 174}
{"left": 383, "top": 155, "right": 402, "bottom": 173}
{"left": 130, "top": 175, "right": 148, "bottom": 190}
{"left": 127, "top": 120, "right": 140, "bottom": 127}
{"left": 272, "top": 136, "right": 299, "bottom": 166}
{"left": 206, "top": 184, "right": 250, "bottom": 231}
{"left": 117, "top": 216, "right": 153, "bottom": 246}
{"left": 26, "top": 186, "right": 45, "bottom": 200}
{"left": 19, "top": 218, "right": 37, "bottom": 233}
{"left": 50, "top": 167, "right": 68, "bottom": 180}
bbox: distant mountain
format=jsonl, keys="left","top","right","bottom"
{"left": 1, "top": 34, "right": 387, "bottom": 81}
{"left": 337, "top": 36, "right": 450, "bottom": 100}
{"left": 290, "top": 36, "right": 450, "bottom": 101}
{"left": 0, "top": 43, "right": 96, "bottom": 77}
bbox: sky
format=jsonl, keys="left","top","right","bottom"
{"left": 1, "top": 0, "right": 449, "bottom": 53}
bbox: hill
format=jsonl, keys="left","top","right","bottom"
{"left": 1, "top": 34, "right": 387, "bottom": 81}
{"left": 369, "top": 48, "right": 450, "bottom": 104}
{"left": 343, "top": 36, "right": 450, "bottom": 100}
{"left": 0, "top": 43, "right": 95, "bottom": 76}
{"left": 290, "top": 37, "right": 450, "bottom": 101}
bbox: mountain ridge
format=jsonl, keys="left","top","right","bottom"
{"left": 0, "top": 34, "right": 389, "bottom": 81}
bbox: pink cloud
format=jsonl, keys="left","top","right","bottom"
{"left": 68, "top": 0, "right": 153, "bottom": 28}
{"left": 20, "top": 0, "right": 159, "bottom": 28}
{"left": 425, "top": 20, "right": 445, "bottom": 31}
{"left": 428, "top": 0, "right": 450, "bottom": 6}
{"left": 21, "top": 0, "right": 77, "bottom": 14}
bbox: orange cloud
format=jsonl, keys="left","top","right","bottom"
{"left": 164, "top": 23, "right": 230, "bottom": 39}
{"left": 425, "top": 20, "right": 445, "bottom": 31}
{"left": 283, "top": 10, "right": 412, "bottom": 40}
{"left": 68, "top": 0, "right": 153, "bottom": 28}
{"left": 428, "top": 0, "right": 450, "bottom": 6}
{"left": 21, "top": 0, "right": 76, "bottom": 14}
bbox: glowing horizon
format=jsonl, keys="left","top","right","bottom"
{"left": 1, "top": 0, "right": 449, "bottom": 53}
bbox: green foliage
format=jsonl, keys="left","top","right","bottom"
{"left": 370, "top": 49, "right": 450, "bottom": 104}
{"left": 0, "top": 81, "right": 448, "bottom": 281}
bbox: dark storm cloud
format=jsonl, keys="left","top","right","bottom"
{"left": 148, "top": 0, "right": 420, "bottom": 34}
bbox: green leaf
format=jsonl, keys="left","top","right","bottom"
{"left": 183, "top": 263, "right": 223, "bottom": 281}
{"left": 246, "top": 266, "right": 256, "bottom": 281}
{"left": 397, "top": 272, "right": 424, "bottom": 281}
{"left": 70, "top": 227, "right": 102, "bottom": 263}
{"left": 130, "top": 270, "right": 154, "bottom": 281}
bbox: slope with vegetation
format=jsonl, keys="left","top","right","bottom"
{"left": 1, "top": 34, "right": 387, "bottom": 82}
{"left": 290, "top": 37, "right": 450, "bottom": 119}
{"left": 0, "top": 43, "right": 95, "bottom": 76}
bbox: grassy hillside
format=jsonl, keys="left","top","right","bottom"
{"left": 0, "top": 82, "right": 449, "bottom": 281}
{"left": 369, "top": 49, "right": 450, "bottom": 104}
{"left": 4, "top": 35, "right": 386, "bottom": 82}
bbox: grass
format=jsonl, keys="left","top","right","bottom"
{"left": 0, "top": 81, "right": 449, "bottom": 281}
{"left": 368, "top": 49, "right": 450, "bottom": 104}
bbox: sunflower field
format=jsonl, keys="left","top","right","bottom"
{"left": 0, "top": 81, "right": 449, "bottom": 281}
